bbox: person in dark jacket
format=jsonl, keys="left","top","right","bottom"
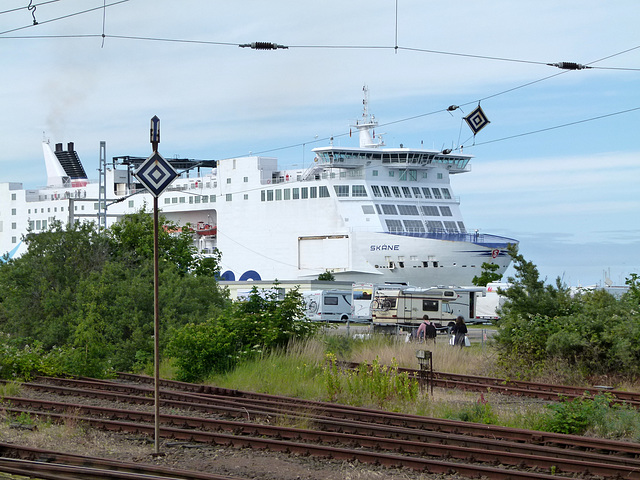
{"left": 451, "top": 315, "right": 468, "bottom": 347}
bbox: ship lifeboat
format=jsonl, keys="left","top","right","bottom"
{"left": 196, "top": 222, "right": 217, "bottom": 236}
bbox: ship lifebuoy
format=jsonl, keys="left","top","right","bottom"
{"left": 285, "top": 174, "right": 290, "bottom": 181}
{"left": 267, "top": 180, "right": 271, "bottom": 184}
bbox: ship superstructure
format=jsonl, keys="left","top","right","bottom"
{"left": 0, "top": 94, "right": 517, "bottom": 288}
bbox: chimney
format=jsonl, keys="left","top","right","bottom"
{"left": 55, "top": 143, "right": 63, "bottom": 152}
{"left": 67, "top": 142, "right": 74, "bottom": 152}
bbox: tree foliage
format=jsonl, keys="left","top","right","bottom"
{"left": 0, "top": 210, "right": 227, "bottom": 378}
{"left": 167, "top": 286, "right": 322, "bottom": 382}
{"left": 472, "top": 262, "right": 502, "bottom": 286}
{"left": 493, "top": 244, "right": 640, "bottom": 379}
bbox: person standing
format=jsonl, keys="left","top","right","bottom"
{"left": 451, "top": 316, "right": 468, "bottom": 347}
{"left": 416, "top": 315, "right": 428, "bottom": 343}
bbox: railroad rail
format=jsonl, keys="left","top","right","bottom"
{"left": 2, "top": 374, "right": 640, "bottom": 480}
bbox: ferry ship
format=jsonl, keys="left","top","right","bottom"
{"left": 0, "top": 93, "right": 517, "bottom": 288}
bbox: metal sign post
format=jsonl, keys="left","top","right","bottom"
{"left": 133, "top": 116, "right": 178, "bottom": 456}
{"left": 415, "top": 350, "right": 433, "bottom": 395}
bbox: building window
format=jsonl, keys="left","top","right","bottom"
{"left": 371, "top": 185, "right": 381, "bottom": 197}
{"left": 226, "top": 194, "right": 232, "bottom": 201}
{"left": 319, "top": 186, "right": 330, "bottom": 198}
{"left": 334, "top": 185, "right": 349, "bottom": 197}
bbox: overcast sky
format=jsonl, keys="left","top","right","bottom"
{"left": 1, "top": 0, "right": 639, "bottom": 286}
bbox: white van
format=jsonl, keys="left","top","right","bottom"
{"left": 303, "top": 290, "right": 352, "bottom": 322}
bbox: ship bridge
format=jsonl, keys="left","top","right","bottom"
{"left": 312, "top": 147, "right": 471, "bottom": 174}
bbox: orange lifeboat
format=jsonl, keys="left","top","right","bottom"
{"left": 196, "top": 222, "right": 217, "bottom": 236}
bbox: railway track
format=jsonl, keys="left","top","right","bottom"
{"left": 2, "top": 373, "right": 640, "bottom": 479}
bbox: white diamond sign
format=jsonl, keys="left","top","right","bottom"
{"left": 134, "top": 152, "right": 178, "bottom": 197}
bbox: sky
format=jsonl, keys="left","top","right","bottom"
{"left": 1, "top": 0, "right": 639, "bottom": 287}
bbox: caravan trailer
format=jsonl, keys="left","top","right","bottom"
{"left": 371, "top": 287, "right": 458, "bottom": 328}
{"left": 303, "top": 290, "right": 352, "bottom": 322}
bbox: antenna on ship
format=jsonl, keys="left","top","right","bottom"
{"left": 354, "top": 85, "right": 384, "bottom": 148}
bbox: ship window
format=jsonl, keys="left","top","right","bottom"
{"left": 261, "top": 191, "right": 265, "bottom": 201}
{"left": 334, "top": 185, "right": 349, "bottom": 197}
{"left": 310, "top": 187, "right": 317, "bottom": 198}
{"left": 381, "top": 186, "right": 391, "bottom": 197}
{"left": 189, "top": 196, "right": 194, "bottom": 204}
{"left": 11, "top": 193, "right": 16, "bottom": 201}
{"left": 412, "top": 187, "right": 422, "bottom": 198}
{"left": 293, "top": 188, "right": 299, "bottom": 199}
{"left": 275, "top": 190, "right": 282, "bottom": 200}
{"left": 211, "top": 195, "right": 217, "bottom": 202}
{"left": 319, "top": 186, "right": 330, "bottom": 198}
{"left": 267, "top": 190, "right": 274, "bottom": 201}
{"left": 437, "top": 173, "right": 443, "bottom": 179}
{"left": 362, "top": 205, "right": 375, "bottom": 214}
{"left": 371, "top": 185, "right": 382, "bottom": 197}
{"left": 352, "top": 185, "right": 366, "bottom": 197}
{"left": 432, "top": 188, "right": 442, "bottom": 199}
{"left": 11, "top": 208, "right": 16, "bottom": 215}
{"left": 439, "top": 206, "right": 452, "bottom": 216}
{"left": 401, "top": 187, "right": 412, "bottom": 198}
{"left": 301, "top": 187, "right": 308, "bottom": 199}
{"left": 391, "top": 186, "right": 401, "bottom": 198}
{"left": 226, "top": 194, "right": 232, "bottom": 201}
{"left": 442, "top": 188, "right": 451, "bottom": 199}
{"left": 457, "top": 221, "right": 466, "bottom": 233}
{"left": 409, "top": 170, "right": 417, "bottom": 181}
{"left": 421, "top": 205, "right": 440, "bottom": 216}
{"left": 372, "top": 170, "right": 378, "bottom": 176}
{"left": 426, "top": 220, "right": 445, "bottom": 233}
{"left": 422, "top": 261, "right": 429, "bottom": 268}
{"left": 422, "top": 187, "right": 432, "bottom": 199}
{"left": 398, "top": 205, "right": 419, "bottom": 215}
{"left": 444, "top": 221, "right": 458, "bottom": 232}
{"left": 202, "top": 196, "right": 208, "bottom": 203}
{"left": 11, "top": 236, "right": 16, "bottom": 244}
{"left": 422, "top": 172, "right": 428, "bottom": 178}
{"left": 403, "top": 220, "right": 425, "bottom": 233}
{"left": 381, "top": 204, "right": 398, "bottom": 215}
{"left": 179, "top": 197, "right": 186, "bottom": 203}
{"left": 399, "top": 170, "right": 406, "bottom": 181}
{"left": 36, "top": 220, "right": 41, "bottom": 230}
{"left": 385, "top": 219, "right": 404, "bottom": 232}
{"left": 284, "top": 188, "right": 290, "bottom": 200}
{"left": 164, "top": 198, "right": 170, "bottom": 205}
{"left": 11, "top": 222, "right": 16, "bottom": 230}
{"left": 244, "top": 194, "right": 249, "bottom": 200}
{"left": 172, "top": 197, "right": 178, "bottom": 203}
{"left": 244, "top": 176, "right": 248, "bottom": 182}
{"left": 226, "top": 178, "right": 231, "bottom": 184}
{"left": 388, "top": 170, "right": 394, "bottom": 177}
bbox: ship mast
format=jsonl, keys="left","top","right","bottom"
{"left": 354, "top": 85, "right": 384, "bottom": 148}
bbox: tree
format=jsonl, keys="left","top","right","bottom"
{"left": 472, "top": 262, "right": 502, "bottom": 286}
{"left": 318, "top": 271, "right": 335, "bottom": 281}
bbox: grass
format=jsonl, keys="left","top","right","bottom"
{"left": 202, "top": 332, "right": 640, "bottom": 441}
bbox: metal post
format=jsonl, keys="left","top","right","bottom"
{"left": 153, "top": 195, "right": 160, "bottom": 455}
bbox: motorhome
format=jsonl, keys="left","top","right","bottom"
{"left": 303, "top": 290, "right": 352, "bottom": 322}
{"left": 370, "top": 287, "right": 457, "bottom": 327}
{"left": 351, "top": 282, "right": 412, "bottom": 322}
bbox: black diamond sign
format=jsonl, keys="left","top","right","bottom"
{"left": 134, "top": 152, "right": 178, "bottom": 197}
{"left": 464, "top": 105, "right": 490, "bottom": 135}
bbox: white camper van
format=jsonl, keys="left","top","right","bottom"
{"left": 303, "top": 290, "right": 352, "bottom": 322}
{"left": 351, "top": 283, "right": 411, "bottom": 322}
{"left": 370, "top": 287, "right": 457, "bottom": 327}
